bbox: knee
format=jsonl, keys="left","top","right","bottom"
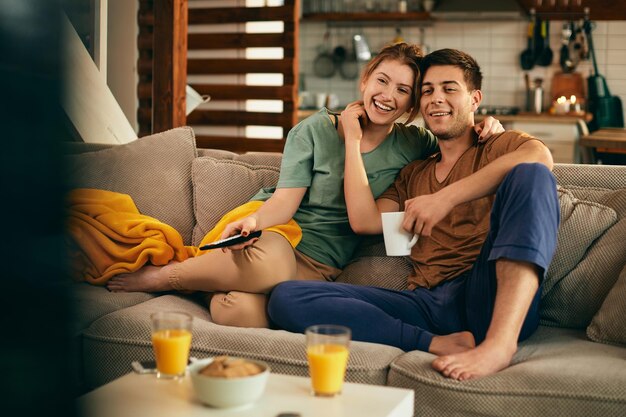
{"left": 504, "top": 163, "right": 556, "bottom": 194}
{"left": 510, "top": 162, "right": 551, "bottom": 178}
{"left": 510, "top": 162, "right": 553, "bottom": 183}
{"left": 267, "top": 281, "right": 305, "bottom": 325}
{"left": 210, "top": 291, "right": 269, "bottom": 328}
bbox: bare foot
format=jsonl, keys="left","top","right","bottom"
{"left": 429, "top": 331, "right": 475, "bottom": 356}
{"left": 431, "top": 339, "right": 517, "bottom": 381}
{"left": 106, "top": 264, "right": 173, "bottom": 293}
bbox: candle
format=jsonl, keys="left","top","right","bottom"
{"left": 570, "top": 95, "right": 581, "bottom": 113}
{"left": 554, "top": 96, "right": 570, "bottom": 115}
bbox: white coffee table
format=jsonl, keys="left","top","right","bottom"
{"left": 77, "top": 371, "right": 414, "bottom": 417}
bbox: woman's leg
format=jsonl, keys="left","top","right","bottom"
{"left": 208, "top": 248, "right": 339, "bottom": 328}
{"left": 210, "top": 292, "right": 269, "bottom": 328}
{"left": 107, "top": 231, "right": 297, "bottom": 293}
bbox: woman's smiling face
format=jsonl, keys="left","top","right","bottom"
{"left": 360, "top": 59, "right": 416, "bottom": 126}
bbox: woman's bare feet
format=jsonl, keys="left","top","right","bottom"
{"left": 429, "top": 331, "right": 475, "bottom": 356}
{"left": 106, "top": 264, "right": 173, "bottom": 293}
{"left": 431, "top": 339, "right": 517, "bottom": 381}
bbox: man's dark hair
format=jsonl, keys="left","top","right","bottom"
{"left": 419, "top": 48, "right": 483, "bottom": 91}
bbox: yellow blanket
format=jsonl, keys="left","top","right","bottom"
{"left": 67, "top": 188, "right": 302, "bottom": 285}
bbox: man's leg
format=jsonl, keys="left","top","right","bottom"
{"left": 433, "top": 163, "right": 559, "bottom": 380}
{"left": 268, "top": 279, "right": 473, "bottom": 353}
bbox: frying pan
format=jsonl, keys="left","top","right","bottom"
{"left": 520, "top": 16, "right": 536, "bottom": 70}
{"left": 313, "top": 31, "right": 335, "bottom": 78}
{"left": 339, "top": 38, "right": 359, "bottom": 80}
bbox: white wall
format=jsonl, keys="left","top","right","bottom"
{"left": 107, "top": 0, "right": 139, "bottom": 132}
{"left": 299, "top": 20, "right": 626, "bottom": 122}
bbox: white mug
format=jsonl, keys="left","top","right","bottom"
{"left": 315, "top": 92, "right": 328, "bottom": 108}
{"left": 186, "top": 85, "right": 211, "bottom": 115}
{"left": 381, "top": 212, "right": 419, "bottom": 256}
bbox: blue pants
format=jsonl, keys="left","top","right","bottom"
{"left": 267, "top": 163, "right": 560, "bottom": 352}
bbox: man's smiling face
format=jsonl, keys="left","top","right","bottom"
{"left": 419, "top": 65, "right": 481, "bottom": 140}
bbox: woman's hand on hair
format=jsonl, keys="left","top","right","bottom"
{"left": 341, "top": 101, "right": 367, "bottom": 142}
{"left": 474, "top": 116, "right": 504, "bottom": 143}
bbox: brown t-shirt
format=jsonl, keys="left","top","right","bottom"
{"left": 379, "top": 130, "right": 540, "bottom": 289}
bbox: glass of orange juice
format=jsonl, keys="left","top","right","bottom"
{"left": 150, "top": 311, "right": 193, "bottom": 379}
{"left": 305, "top": 324, "right": 351, "bottom": 397}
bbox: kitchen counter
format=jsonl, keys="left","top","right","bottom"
{"left": 580, "top": 128, "right": 626, "bottom": 164}
{"left": 298, "top": 109, "right": 592, "bottom": 125}
{"left": 475, "top": 112, "right": 593, "bottom": 124}
{"left": 296, "top": 109, "right": 590, "bottom": 164}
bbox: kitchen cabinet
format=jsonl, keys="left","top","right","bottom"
{"left": 476, "top": 114, "right": 589, "bottom": 163}
{"left": 517, "top": 0, "right": 626, "bottom": 20}
{"left": 505, "top": 119, "right": 583, "bottom": 163}
{"left": 301, "top": 12, "right": 431, "bottom": 22}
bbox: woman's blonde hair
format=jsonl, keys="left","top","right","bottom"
{"left": 360, "top": 42, "right": 424, "bottom": 124}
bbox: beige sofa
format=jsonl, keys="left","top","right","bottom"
{"left": 65, "top": 127, "right": 626, "bottom": 416}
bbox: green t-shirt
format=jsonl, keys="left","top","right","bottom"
{"left": 252, "top": 109, "right": 438, "bottom": 269}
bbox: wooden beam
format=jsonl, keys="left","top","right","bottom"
{"left": 188, "top": 32, "right": 295, "bottom": 50}
{"left": 188, "top": 5, "right": 295, "bottom": 24}
{"left": 192, "top": 84, "right": 295, "bottom": 101}
{"left": 140, "top": 83, "right": 295, "bottom": 101}
{"left": 195, "top": 136, "right": 286, "bottom": 153}
{"left": 187, "top": 58, "right": 293, "bottom": 75}
{"left": 152, "top": 0, "right": 187, "bottom": 133}
{"left": 186, "top": 110, "right": 292, "bottom": 126}
{"left": 139, "top": 109, "right": 293, "bottom": 127}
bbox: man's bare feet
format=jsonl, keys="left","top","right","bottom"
{"left": 429, "top": 331, "right": 475, "bottom": 356}
{"left": 106, "top": 264, "right": 173, "bottom": 293}
{"left": 432, "top": 339, "right": 517, "bottom": 381}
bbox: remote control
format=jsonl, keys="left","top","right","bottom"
{"left": 199, "top": 230, "right": 262, "bottom": 250}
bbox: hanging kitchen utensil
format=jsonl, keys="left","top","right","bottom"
{"left": 533, "top": 17, "right": 544, "bottom": 61}
{"left": 353, "top": 33, "right": 371, "bottom": 62}
{"left": 537, "top": 20, "right": 553, "bottom": 67}
{"left": 524, "top": 72, "right": 531, "bottom": 112}
{"left": 339, "top": 33, "right": 359, "bottom": 80}
{"left": 583, "top": 17, "right": 624, "bottom": 130}
{"left": 520, "top": 14, "right": 536, "bottom": 70}
{"left": 393, "top": 27, "right": 404, "bottom": 44}
{"left": 579, "top": 20, "right": 590, "bottom": 61}
{"left": 567, "top": 21, "right": 582, "bottom": 70}
{"left": 559, "top": 22, "right": 573, "bottom": 73}
{"left": 313, "top": 30, "right": 336, "bottom": 78}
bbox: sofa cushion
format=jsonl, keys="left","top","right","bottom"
{"left": 198, "top": 148, "right": 283, "bottom": 167}
{"left": 82, "top": 295, "right": 403, "bottom": 389}
{"left": 587, "top": 264, "right": 626, "bottom": 347}
{"left": 337, "top": 256, "right": 413, "bottom": 290}
{"left": 386, "top": 326, "right": 626, "bottom": 417}
{"left": 65, "top": 127, "right": 197, "bottom": 245}
{"left": 543, "top": 187, "right": 617, "bottom": 295}
{"left": 191, "top": 157, "right": 280, "bottom": 245}
{"left": 69, "top": 283, "right": 155, "bottom": 337}
{"left": 541, "top": 186, "right": 626, "bottom": 329}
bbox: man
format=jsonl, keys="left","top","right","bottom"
{"left": 267, "top": 49, "right": 560, "bottom": 381}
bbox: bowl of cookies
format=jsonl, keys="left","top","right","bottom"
{"left": 189, "top": 356, "right": 270, "bottom": 408}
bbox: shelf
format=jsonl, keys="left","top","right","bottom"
{"left": 301, "top": 12, "right": 431, "bottom": 22}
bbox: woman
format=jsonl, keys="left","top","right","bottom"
{"left": 107, "top": 43, "right": 503, "bottom": 328}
